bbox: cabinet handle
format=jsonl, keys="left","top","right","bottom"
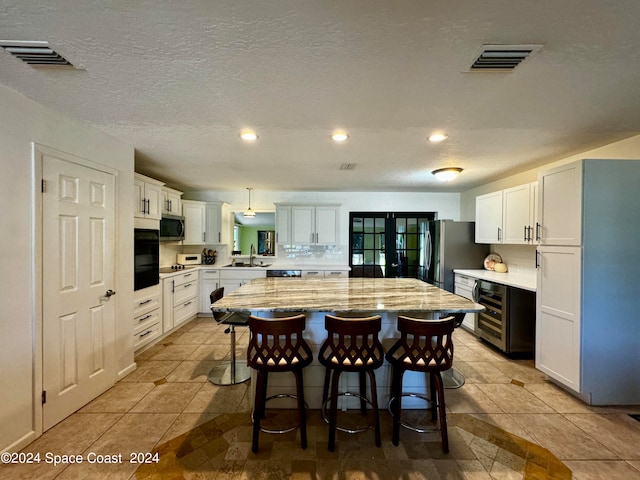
{"left": 497, "top": 227, "right": 501, "bottom": 242}
{"left": 218, "top": 232, "right": 221, "bottom": 242}
{"left": 535, "top": 250, "right": 540, "bottom": 269}
{"left": 171, "top": 280, "right": 174, "bottom": 293}
{"left": 183, "top": 301, "right": 192, "bottom": 307}
{"left": 536, "top": 222, "right": 541, "bottom": 241}
{"left": 184, "top": 283, "right": 192, "bottom": 288}
{"left": 138, "top": 299, "right": 152, "bottom": 306}
{"left": 203, "top": 232, "right": 206, "bottom": 243}
{"left": 138, "top": 314, "right": 152, "bottom": 322}
{"left": 169, "top": 199, "right": 172, "bottom": 211}
{"left": 523, "top": 226, "right": 527, "bottom": 242}
{"left": 139, "top": 330, "right": 153, "bottom": 338}
{"left": 184, "top": 273, "right": 192, "bottom": 278}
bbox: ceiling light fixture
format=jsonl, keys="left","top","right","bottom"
{"left": 428, "top": 133, "right": 448, "bottom": 143}
{"left": 243, "top": 187, "right": 256, "bottom": 217}
{"left": 331, "top": 131, "right": 349, "bottom": 142}
{"left": 432, "top": 167, "right": 463, "bottom": 182}
{"left": 239, "top": 130, "right": 258, "bottom": 141}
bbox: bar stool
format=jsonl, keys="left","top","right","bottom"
{"left": 208, "top": 287, "right": 251, "bottom": 385}
{"left": 385, "top": 315, "right": 455, "bottom": 453}
{"left": 319, "top": 314, "right": 384, "bottom": 452}
{"left": 442, "top": 313, "right": 466, "bottom": 389}
{"left": 247, "top": 313, "right": 313, "bottom": 453}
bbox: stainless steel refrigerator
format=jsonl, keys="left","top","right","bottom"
{"left": 420, "top": 220, "right": 488, "bottom": 292}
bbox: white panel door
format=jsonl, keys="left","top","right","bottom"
{"left": 315, "top": 206, "right": 339, "bottom": 245}
{"left": 42, "top": 153, "right": 116, "bottom": 431}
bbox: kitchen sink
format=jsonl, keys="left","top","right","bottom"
{"left": 223, "top": 264, "right": 271, "bottom": 268}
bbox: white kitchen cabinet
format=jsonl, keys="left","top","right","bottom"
{"left": 182, "top": 200, "right": 206, "bottom": 245}
{"left": 134, "top": 173, "right": 163, "bottom": 220}
{"left": 287, "top": 204, "right": 340, "bottom": 245}
{"left": 324, "top": 270, "right": 348, "bottom": 278}
{"left": 454, "top": 273, "right": 477, "bottom": 333}
{"left": 162, "top": 187, "right": 183, "bottom": 216}
{"left": 163, "top": 270, "right": 200, "bottom": 332}
{"left": 133, "top": 285, "right": 162, "bottom": 351}
{"left": 535, "top": 159, "right": 640, "bottom": 405}
{"left": 205, "top": 201, "right": 231, "bottom": 245}
{"left": 475, "top": 191, "right": 503, "bottom": 243}
{"left": 301, "top": 269, "right": 348, "bottom": 278}
{"left": 275, "top": 205, "right": 291, "bottom": 244}
{"left": 219, "top": 269, "right": 266, "bottom": 295}
{"left": 200, "top": 269, "right": 220, "bottom": 313}
{"left": 537, "top": 162, "right": 582, "bottom": 246}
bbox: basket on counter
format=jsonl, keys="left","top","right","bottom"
{"left": 203, "top": 254, "right": 216, "bottom": 265}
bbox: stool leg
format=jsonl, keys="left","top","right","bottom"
{"left": 293, "top": 369, "right": 308, "bottom": 450}
{"left": 252, "top": 370, "right": 267, "bottom": 453}
{"left": 391, "top": 367, "right": 404, "bottom": 446}
{"left": 229, "top": 326, "right": 237, "bottom": 382}
{"left": 328, "top": 369, "right": 341, "bottom": 452}
{"left": 367, "top": 370, "right": 381, "bottom": 447}
{"left": 359, "top": 371, "right": 367, "bottom": 414}
{"left": 433, "top": 372, "right": 449, "bottom": 453}
{"left": 429, "top": 372, "right": 437, "bottom": 421}
{"left": 322, "top": 366, "right": 331, "bottom": 408}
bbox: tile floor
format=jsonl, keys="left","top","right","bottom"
{"left": 3, "top": 315, "right": 640, "bottom": 479}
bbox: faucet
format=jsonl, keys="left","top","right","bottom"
{"left": 250, "top": 244, "right": 256, "bottom": 267}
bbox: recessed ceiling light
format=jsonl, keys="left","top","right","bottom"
{"left": 331, "top": 131, "right": 349, "bottom": 142}
{"left": 428, "top": 133, "right": 448, "bottom": 143}
{"left": 239, "top": 130, "right": 258, "bottom": 141}
{"left": 432, "top": 167, "right": 463, "bottom": 182}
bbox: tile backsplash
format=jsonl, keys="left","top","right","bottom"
{"left": 489, "top": 244, "right": 537, "bottom": 276}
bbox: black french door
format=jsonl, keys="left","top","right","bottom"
{"left": 349, "top": 212, "right": 435, "bottom": 278}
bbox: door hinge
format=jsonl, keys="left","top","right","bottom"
{"left": 41, "top": 179, "right": 47, "bottom": 193}
{"left": 42, "top": 390, "right": 47, "bottom": 404}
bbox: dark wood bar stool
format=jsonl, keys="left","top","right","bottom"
{"left": 319, "top": 314, "right": 384, "bottom": 452}
{"left": 247, "top": 313, "right": 313, "bottom": 453}
{"left": 385, "top": 315, "right": 455, "bottom": 453}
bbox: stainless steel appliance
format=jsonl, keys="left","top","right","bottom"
{"left": 422, "top": 220, "right": 488, "bottom": 292}
{"left": 134, "top": 228, "right": 159, "bottom": 290}
{"left": 473, "top": 279, "right": 535, "bottom": 354}
{"left": 160, "top": 214, "right": 185, "bottom": 241}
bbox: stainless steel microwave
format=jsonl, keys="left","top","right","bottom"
{"left": 160, "top": 214, "right": 184, "bottom": 241}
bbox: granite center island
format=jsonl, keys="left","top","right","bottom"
{"left": 211, "top": 277, "right": 484, "bottom": 408}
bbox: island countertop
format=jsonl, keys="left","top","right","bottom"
{"left": 211, "top": 277, "right": 484, "bottom": 314}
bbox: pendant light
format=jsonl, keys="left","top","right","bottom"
{"left": 243, "top": 187, "right": 256, "bottom": 217}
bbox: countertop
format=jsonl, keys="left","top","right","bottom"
{"left": 454, "top": 269, "right": 536, "bottom": 292}
{"left": 160, "top": 263, "right": 350, "bottom": 277}
{"left": 211, "top": 277, "right": 484, "bottom": 314}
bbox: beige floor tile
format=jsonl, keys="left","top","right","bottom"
{"left": 130, "top": 382, "right": 202, "bottom": 413}
{"left": 445, "top": 384, "right": 505, "bottom": 414}
{"left": 564, "top": 460, "right": 640, "bottom": 479}
{"left": 187, "top": 344, "right": 234, "bottom": 361}
{"left": 80, "top": 382, "right": 155, "bottom": 413}
{"left": 172, "top": 330, "right": 215, "bottom": 345}
{"left": 159, "top": 413, "right": 220, "bottom": 444}
{"left": 474, "top": 384, "right": 555, "bottom": 414}
{"left": 467, "top": 413, "right": 537, "bottom": 443}
{"left": 563, "top": 413, "right": 640, "bottom": 459}
{"left": 455, "top": 361, "right": 513, "bottom": 384}
{"left": 512, "top": 413, "right": 618, "bottom": 460}
{"left": 524, "top": 382, "right": 595, "bottom": 413}
{"left": 492, "top": 360, "right": 548, "bottom": 385}
{"left": 119, "top": 360, "right": 181, "bottom": 383}
{"left": 165, "top": 360, "right": 218, "bottom": 382}
{"left": 148, "top": 343, "right": 200, "bottom": 361}
{"left": 183, "top": 382, "right": 250, "bottom": 414}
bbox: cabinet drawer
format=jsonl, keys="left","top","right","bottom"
{"left": 455, "top": 274, "right": 476, "bottom": 288}
{"left": 301, "top": 270, "right": 323, "bottom": 277}
{"left": 174, "top": 297, "right": 198, "bottom": 327}
{"left": 174, "top": 280, "right": 198, "bottom": 304}
{"left": 325, "top": 270, "right": 347, "bottom": 278}
{"left": 174, "top": 271, "right": 198, "bottom": 287}
{"left": 134, "top": 309, "right": 161, "bottom": 335}
{"left": 133, "top": 291, "right": 161, "bottom": 317}
{"left": 200, "top": 269, "right": 220, "bottom": 280}
{"left": 133, "top": 322, "right": 161, "bottom": 350}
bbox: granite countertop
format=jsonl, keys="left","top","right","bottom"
{"left": 454, "top": 269, "right": 537, "bottom": 292}
{"left": 211, "top": 277, "right": 484, "bottom": 314}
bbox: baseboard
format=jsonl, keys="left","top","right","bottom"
{"left": 2, "top": 430, "right": 37, "bottom": 453}
{"left": 118, "top": 362, "right": 137, "bottom": 380}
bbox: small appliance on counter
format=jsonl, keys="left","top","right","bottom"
{"left": 177, "top": 253, "right": 202, "bottom": 265}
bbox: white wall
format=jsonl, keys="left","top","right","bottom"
{"left": 0, "top": 84, "right": 135, "bottom": 452}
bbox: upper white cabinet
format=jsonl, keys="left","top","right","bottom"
{"left": 475, "top": 191, "right": 503, "bottom": 243}
{"left": 162, "top": 187, "right": 183, "bottom": 216}
{"left": 537, "top": 162, "right": 582, "bottom": 246}
{"left": 475, "top": 182, "right": 538, "bottom": 244}
{"left": 275, "top": 203, "right": 340, "bottom": 246}
{"left": 134, "top": 173, "right": 163, "bottom": 220}
{"left": 205, "top": 201, "right": 231, "bottom": 245}
{"left": 182, "top": 200, "right": 206, "bottom": 245}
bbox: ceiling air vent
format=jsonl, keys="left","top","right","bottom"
{"left": 0, "top": 40, "right": 75, "bottom": 67}
{"left": 340, "top": 163, "right": 357, "bottom": 170}
{"left": 469, "top": 44, "right": 542, "bottom": 71}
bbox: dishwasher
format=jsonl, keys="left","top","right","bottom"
{"left": 473, "top": 279, "right": 535, "bottom": 355}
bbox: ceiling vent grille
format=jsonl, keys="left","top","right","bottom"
{"left": 340, "top": 163, "right": 357, "bottom": 170}
{"left": 469, "top": 44, "right": 542, "bottom": 71}
{"left": 0, "top": 40, "right": 75, "bottom": 67}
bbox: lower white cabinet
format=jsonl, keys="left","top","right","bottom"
{"left": 220, "top": 269, "right": 266, "bottom": 295}
{"left": 200, "top": 269, "right": 220, "bottom": 313}
{"left": 162, "top": 270, "right": 200, "bottom": 334}
{"left": 301, "top": 269, "right": 348, "bottom": 278}
{"left": 133, "top": 285, "right": 162, "bottom": 351}
{"left": 454, "top": 273, "right": 477, "bottom": 333}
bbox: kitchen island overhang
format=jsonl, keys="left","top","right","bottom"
{"left": 211, "top": 277, "right": 485, "bottom": 409}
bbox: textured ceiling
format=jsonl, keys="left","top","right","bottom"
{"left": 2, "top": 0, "right": 640, "bottom": 192}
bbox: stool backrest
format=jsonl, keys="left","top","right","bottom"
{"left": 247, "top": 314, "right": 313, "bottom": 371}
{"left": 209, "top": 287, "right": 225, "bottom": 322}
{"left": 389, "top": 315, "right": 455, "bottom": 371}
{"left": 320, "top": 315, "right": 384, "bottom": 369}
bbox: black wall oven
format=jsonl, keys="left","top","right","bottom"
{"left": 134, "top": 228, "right": 159, "bottom": 291}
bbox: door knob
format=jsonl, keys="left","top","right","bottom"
{"left": 105, "top": 289, "right": 116, "bottom": 297}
